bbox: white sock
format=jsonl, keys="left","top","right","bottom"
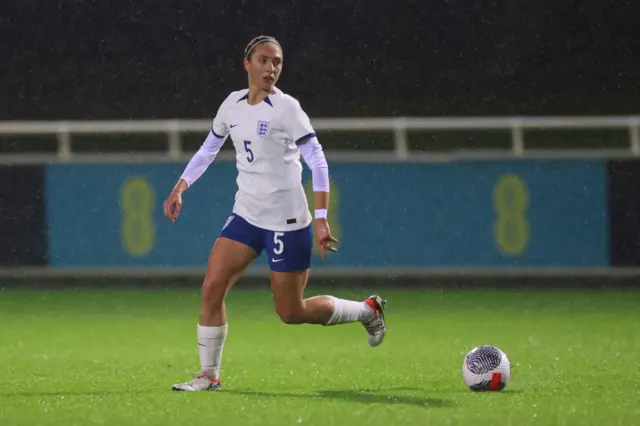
{"left": 197, "top": 323, "right": 227, "bottom": 380}
{"left": 325, "top": 297, "right": 375, "bottom": 325}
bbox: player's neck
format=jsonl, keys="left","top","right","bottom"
{"left": 246, "top": 86, "right": 270, "bottom": 105}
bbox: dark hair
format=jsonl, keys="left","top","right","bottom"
{"left": 244, "top": 35, "right": 281, "bottom": 60}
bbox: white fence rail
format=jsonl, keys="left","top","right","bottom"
{"left": 3, "top": 116, "right": 640, "bottom": 278}
{"left": 0, "top": 116, "right": 639, "bottom": 161}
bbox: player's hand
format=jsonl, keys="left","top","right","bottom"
{"left": 315, "top": 218, "right": 339, "bottom": 260}
{"left": 163, "top": 191, "right": 183, "bottom": 222}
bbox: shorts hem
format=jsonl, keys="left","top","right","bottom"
{"left": 268, "top": 264, "right": 311, "bottom": 273}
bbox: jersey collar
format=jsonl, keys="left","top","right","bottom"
{"left": 237, "top": 90, "right": 275, "bottom": 107}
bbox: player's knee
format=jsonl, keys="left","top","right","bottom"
{"left": 201, "top": 274, "right": 228, "bottom": 304}
{"left": 275, "top": 307, "right": 304, "bottom": 324}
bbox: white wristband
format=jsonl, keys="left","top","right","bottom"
{"left": 315, "top": 209, "right": 328, "bottom": 219}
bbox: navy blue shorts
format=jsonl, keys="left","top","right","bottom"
{"left": 219, "top": 214, "right": 312, "bottom": 272}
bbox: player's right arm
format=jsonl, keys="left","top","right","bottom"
{"left": 163, "top": 96, "right": 232, "bottom": 222}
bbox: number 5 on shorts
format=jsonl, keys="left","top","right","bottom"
{"left": 273, "top": 232, "right": 284, "bottom": 255}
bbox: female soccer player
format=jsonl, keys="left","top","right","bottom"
{"left": 164, "top": 36, "right": 387, "bottom": 391}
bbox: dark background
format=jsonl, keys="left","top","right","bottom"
{"left": 608, "top": 160, "right": 640, "bottom": 267}
{"left": 0, "top": 166, "right": 48, "bottom": 266}
{"left": 1, "top": 0, "right": 639, "bottom": 121}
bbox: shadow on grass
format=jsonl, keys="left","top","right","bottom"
{"left": 1, "top": 386, "right": 518, "bottom": 403}
{"left": 225, "top": 386, "right": 452, "bottom": 409}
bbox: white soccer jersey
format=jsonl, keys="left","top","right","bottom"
{"left": 212, "top": 87, "right": 315, "bottom": 232}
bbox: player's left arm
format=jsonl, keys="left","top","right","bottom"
{"left": 285, "top": 98, "right": 339, "bottom": 259}
{"left": 299, "top": 136, "right": 338, "bottom": 259}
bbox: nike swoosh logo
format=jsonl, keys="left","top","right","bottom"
{"left": 272, "top": 258, "right": 284, "bottom": 263}
{"left": 230, "top": 124, "right": 239, "bottom": 128}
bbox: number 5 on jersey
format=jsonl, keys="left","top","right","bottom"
{"left": 244, "top": 140, "right": 254, "bottom": 163}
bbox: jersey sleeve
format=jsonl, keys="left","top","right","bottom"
{"left": 211, "top": 95, "right": 232, "bottom": 138}
{"left": 283, "top": 99, "right": 316, "bottom": 145}
{"left": 299, "top": 136, "right": 330, "bottom": 192}
{"left": 179, "top": 131, "right": 227, "bottom": 187}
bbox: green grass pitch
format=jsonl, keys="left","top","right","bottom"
{"left": 1, "top": 287, "right": 639, "bottom": 425}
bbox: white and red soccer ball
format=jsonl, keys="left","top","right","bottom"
{"left": 462, "top": 345, "right": 511, "bottom": 391}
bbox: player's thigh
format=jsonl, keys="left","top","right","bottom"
{"left": 205, "top": 237, "right": 256, "bottom": 284}
{"left": 204, "top": 214, "right": 264, "bottom": 294}
{"left": 270, "top": 269, "right": 309, "bottom": 319}
{"left": 266, "top": 224, "right": 313, "bottom": 315}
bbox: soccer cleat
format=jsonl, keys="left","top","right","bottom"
{"left": 172, "top": 372, "right": 222, "bottom": 392}
{"left": 362, "top": 295, "right": 387, "bottom": 347}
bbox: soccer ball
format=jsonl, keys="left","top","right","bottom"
{"left": 462, "top": 345, "right": 511, "bottom": 391}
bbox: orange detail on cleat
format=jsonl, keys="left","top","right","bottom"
{"left": 198, "top": 373, "right": 220, "bottom": 384}
{"left": 364, "top": 298, "right": 376, "bottom": 313}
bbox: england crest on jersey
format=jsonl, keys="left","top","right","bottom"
{"left": 257, "top": 120, "right": 270, "bottom": 138}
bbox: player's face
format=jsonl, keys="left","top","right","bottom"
{"left": 244, "top": 42, "right": 282, "bottom": 91}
